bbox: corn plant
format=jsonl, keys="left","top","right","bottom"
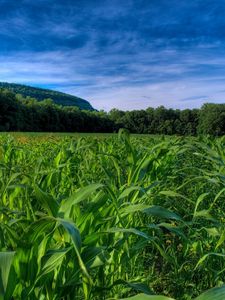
{"left": 1, "top": 132, "right": 225, "bottom": 299}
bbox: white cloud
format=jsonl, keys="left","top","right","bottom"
{"left": 0, "top": 46, "right": 225, "bottom": 111}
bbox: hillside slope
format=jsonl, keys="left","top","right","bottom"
{"left": 0, "top": 82, "right": 94, "bottom": 110}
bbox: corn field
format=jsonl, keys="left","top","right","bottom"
{"left": 1, "top": 131, "right": 225, "bottom": 300}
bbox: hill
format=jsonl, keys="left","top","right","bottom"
{"left": 0, "top": 82, "right": 94, "bottom": 110}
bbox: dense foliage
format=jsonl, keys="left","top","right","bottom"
{"left": 1, "top": 132, "right": 225, "bottom": 299}
{"left": 1, "top": 88, "right": 225, "bottom": 135}
{"left": 0, "top": 82, "right": 93, "bottom": 110}
{"left": 0, "top": 89, "right": 113, "bottom": 132}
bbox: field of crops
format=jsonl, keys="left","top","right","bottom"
{"left": 1, "top": 131, "right": 225, "bottom": 300}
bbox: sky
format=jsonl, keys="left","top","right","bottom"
{"left": 1, "top": 0, "right": 225, "bottom": 111}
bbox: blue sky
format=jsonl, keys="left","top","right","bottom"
{"left": 1, "top": 0, "right": 225, "bottom": 110}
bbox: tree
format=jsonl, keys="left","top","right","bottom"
{"left": 198, "top": 103, "right": 225, "bottom": 135}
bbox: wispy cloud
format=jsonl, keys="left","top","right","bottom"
{"left": 180, "top": 95, "right": 209, "bottom": 102}
{"left": 1, "top": 0, "right": 225, "bottom": 110}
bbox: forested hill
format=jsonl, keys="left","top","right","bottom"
{"left": 0, "top": 82, "right": 94, "bottom": 110}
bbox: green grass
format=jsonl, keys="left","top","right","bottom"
{"left": 0, "top": 132, "right": 117, "bottom": 137}
{"left": 1, "top": 131, "right": 225, "bottom": 299}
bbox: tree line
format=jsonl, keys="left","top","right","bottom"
{"left": 1, "top": 88, "right": 225, "bottom": 135}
